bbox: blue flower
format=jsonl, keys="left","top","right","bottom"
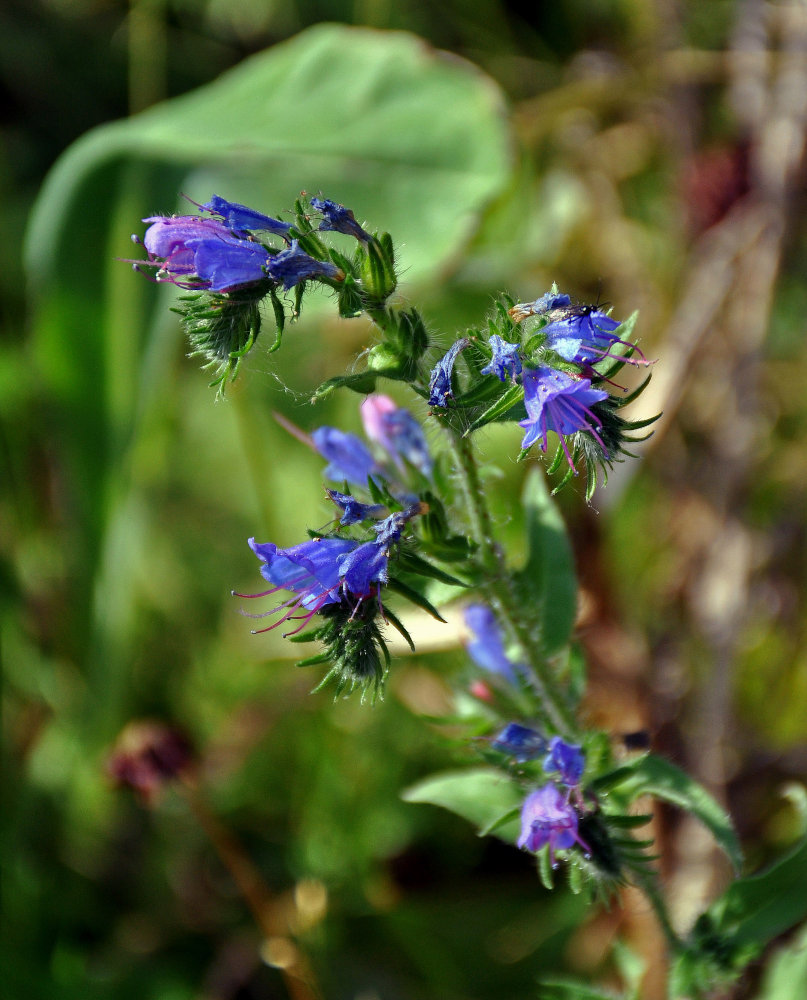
{"left": 310, "top": 197, "right": 371, "bottom": 242}
{"left": 519, "top": 366, "right": 609, "bottom": 470}
{"left": 480, "top": 335, "right": 523, "bottom": 382}
{"left": 361, "top": 394, "right": 432, "bottom": 477}
{"left": 242, "top": 531, "right": 398, "bottom": 636}
{"left": 265, "top": 240, "right": 343, "bottom": 290}
{"left": 464, "top": 604, "right": 523, "bottom": 683}
{"left": 311, "top": 427, "right": 380, "bottom": 487}
{"left": 509, "top": 291, "right": 572, "bottom": 323}
{"left": 139, "top": 215, "right": 273, "bottom": 292}
{"left": 491, "top": 723, "right": 547, "bottom": 762}
{"left": 203, "top": 195, "right": 292, "bottom": 236}
{"left": 337, "top": 539, "right": 391, "bottom": 595}
{"left": 327, "top": 490, "right": 386, "bottom": 526}
{"left": 242, "top": 536, "right": 357, "bottom": 634}
{"left": 542, "top": 310, "right": 648, "bottom": 366}
{"left": 517, "top": 784, "right": 588, "bottom": 861}
{"left": 543, "top": 737, "right": 585, "bottom": 786}
{"left": 428, "top": 338, "right": 470, "bottom": 407}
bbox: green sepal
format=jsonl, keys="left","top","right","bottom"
{"left": 463, "top": 382, "right": 525, "bottom": 434}
{"left": 266, "top": 287, "right": 286, "bottom": 353}
{"left": 396, "top": 550, "right": 467, "bottom": 587}
{"left": 312, "top": 370, "right": 380, "bottom": 401}
{"left": 359, "top": 234, "right": 397, "bottom": 303}
{"left": 385, "top": 577, "right": 447, "bottom": 622}
{"left": 383, "top": 606, "right": 415, "bottom": 652}
{"left": 173, "top": 286, "right": 266, "bottom": 393}
{"left": 538, "top": 846, "right": 554, "bottom": 890}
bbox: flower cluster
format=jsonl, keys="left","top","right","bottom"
{"left": 427, "top": 289, "right": 656, "bottom": 496}
{"left": 235, "top": 396, "right": 446, "bottom": 698}
{"left": 127, "top": 194, "right": 393, "bottom": 392}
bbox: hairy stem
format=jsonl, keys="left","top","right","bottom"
{"left": 446, "top": 430, "right": 577, "bottom": 734}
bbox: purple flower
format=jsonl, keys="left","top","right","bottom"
{"left": 428, "top": 338, "right": 470, "bottom": 407}
{"left": 517, "top": 784, "right": 588, "bottom": 861}
{"left": 337, "top": 539, "right": 391, "bottom": 595}
{"left": 139, "top": 215, "right": 273, "bottom": 292}
{"left": 241, "top": 531, "right": 397, "bottom": 637}
{"left": 361, "top": 395, "right": 432, "bottom": 477}
{"left": 241, "top": 536, "right": 357, "bottom": 634}
{"left": 203, "top": 195, "right": 292, "bottom": 236}
{"left": 519, "top": 367, "right": 609, "bottom": 470}
{"left": 491, "top": 723, "right": 547, "bottom": 762}
{"left": 509, "top": 291, "right": 571, "bottom": 324}
{"left": 265, "top": 240, "right": 343, "bottom": 290}
{"left": 312, "top": 427, "right": 380, "bottom": 487}
{"left": 464, "top": 604, "right": 523, "bottom": 683}
{"left": 310, "top": 197, "right": 371, "bottom": 242}
{"left": 327, "top": 490, "right": 385, "bottom": 526}
{"left": 480, "top": 335, "right": 522, "bottom": 382}
{"left": 543, "top": 310, "right": 648, "bottom": 366}
{"left": 543, "top": 737, "right": 585, "bottom": 786}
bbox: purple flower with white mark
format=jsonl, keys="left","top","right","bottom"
{"left": 519, "top": 366, "right": 609, "bottom": 471}
{"left": 203, "top": 195, "right": 292, "bottom": 236}
{"left": 311, "top": 427, "right": 380, "bottom": 487}
{"left": 517, "top": 784, "right": 588, "bottom": 861}
{"left": 138, "top": 215, "right": 273, "bottom": 292}
{"left": 480, "top": 335, "right": 522, "bottom": 382}
{"left": 310, "top": 197, "right": 371, "bottom": 242}
{"left": 491, "top": 723, "right": 547, "bottom": 762}
{"left": 543, "top": 737, "right": 585, "bottom": 786}
{"left": 265, "top": 240, "right": 343, "bottom": 290}
{"left": 464, "top": 604, "right": 524, "bottom": 683}
{"left": 509, "top": 291, "right": 572, "bottom": 324}
{"left": 543, "top": 310, "right": 649, "bottom": 367}
{"left": 361, "top": 395, "right": 432, "bottom": 477}
{"left": 428, "top": 339, "right": 470, "bottom": 407}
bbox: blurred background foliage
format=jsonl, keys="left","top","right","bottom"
{"left": 3, "top": 1, "right": 807, "bottom": 998}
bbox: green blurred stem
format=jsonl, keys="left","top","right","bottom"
{"left": 632, "top": 865, "right": 684, "bottom": 956}
{"left": 446, "top": 431, "right": 577, "bottom": 735}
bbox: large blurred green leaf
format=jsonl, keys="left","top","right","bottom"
{"left": 27, "top": 23, "right": 511, "bottom": 290}
{"left": 402, "top": 767, "right": 523, "bottom": 843}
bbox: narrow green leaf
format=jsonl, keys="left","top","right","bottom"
{"left": 604, "top": 754, "right": 743, "bottom": 873}
{"left": 464, "top": 382, "right": 525, "bottom": 434}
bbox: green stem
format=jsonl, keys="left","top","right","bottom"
{"left": 632, "top": 866, "right": 685, "bottom": 955}
{"left": 445, "top": 430, "right": 577, "bottom": 734}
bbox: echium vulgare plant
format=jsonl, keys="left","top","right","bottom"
{"left": 127, "top": 193, "right": 801, "bottom": 998}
